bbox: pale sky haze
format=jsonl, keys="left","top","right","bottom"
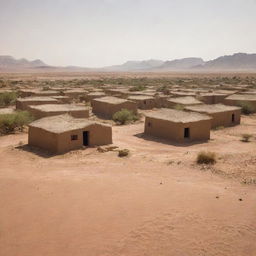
{"left": 0, "top": 0, "right": 256, "bottom": 67}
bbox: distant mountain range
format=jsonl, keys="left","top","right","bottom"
{"left": 1, "top": 53, "right": 256, "bottom": 72}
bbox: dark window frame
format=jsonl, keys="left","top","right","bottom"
{"left": 71, "top": 135, "right": 78, "bottom": 141}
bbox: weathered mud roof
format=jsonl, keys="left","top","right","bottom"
{"left": 0, "top": 108, "right": 15, "bottom": 114}
{"left": 170, "top": 91, "right": 197, "bottom": 96}
{"left": 17, "top": 97, "right": 59, "bottom": 102}
{"left": 52, "top": 96, "right": 70, "bottom": 99}
{"left": 199, "top": 92, "right": 228, "bottom": 97}
{"left": 87, "top": 92, "right": 106, "bottom": 96}
{"left": 146, "top": 108, "right": 212, "bottom": 123}
{"left": 35, "top": 90, "right": 59, "bottom": 94}
{"left": 167, "top": 96, "right": 202, "bottom": 105}
{"left": 128, "top": 95, "right": 154, "bottom": 100}
{"left": 185, "top": 104, "right": 241, "bottom": 114}
{"left": 29, "top": 104, "right": 89, "bottom": 112}
{"left": 225, "top": 94, "right": 256, "bottom": 101}
{"left": 29, "top": 114, "right": 109, "bottom": 133}
{"left": 93, "top": 96, "right": 128, "bottom": 104}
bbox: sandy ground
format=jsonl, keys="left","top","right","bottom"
{"left": 1, "top": 115, "right": 256, "bottom": 256}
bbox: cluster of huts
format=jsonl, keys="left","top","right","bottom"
{"left": 1, "top": 83, "right": 256, "bottom": 154}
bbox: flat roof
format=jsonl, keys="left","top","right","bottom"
{"left": 29, "top": 104, "right": 89, "bottom": 112}
{"left": 167, "top": 96, "right": 202, "bottom": 105}
{"left": 93, "top": 96, "right": 128, "bottom": 104}
{"left": 29, "top": 114, "right": 109, "bottom": 133}
{"left": 128, "top": 95, "right": 154, "bottom": 100}
{"left": 0, "top": 108, "right": 15, "bottom": 114}
{"left": 17, "top": 97, "right": 59, "bottom": 102}
{"left": 185, "top": 104, "right": 241, "bottom": 114}
{"left": 145, "top": 108, "right": 212, "bottom": 123}
{"left": 225, "top": 94, "right": 256, "bottom": 101}
{"left": 87, "top": 92, "right": 106, "bottom": 96}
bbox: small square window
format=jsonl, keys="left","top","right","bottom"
{"left": 71, "top": 135, "right": 78, "bottom": 141}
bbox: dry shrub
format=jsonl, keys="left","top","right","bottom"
{"left": 118, "top": 149, "right": 129, "bottom": 157}
{"left": 0, "top": 92, "right": 17, "bottom": 107}
{"left": 241, "top": 134, "right": 253, "bottom": 142}
{"left": 197, "top": 151, "right": 216, "bottom": 165}
{"left": 239, "top": 102, "right": 255, "bottom": 115}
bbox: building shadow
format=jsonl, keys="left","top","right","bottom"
{"left": 134, "top": 132, "right": 210, "bottom": 147}
{"left": 15, "top": 144, "right": 56, "bottom": 158}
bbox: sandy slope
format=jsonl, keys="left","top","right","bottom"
{"left": 0, "top": 115, "right": 256, "bottom": 256}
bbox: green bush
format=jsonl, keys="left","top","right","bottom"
{"left": 0, "top": 111, "right": 33, "bottom": 134}
{"left": 0, "top": 92, "right": 17, "bottom": 107}
{"left": 197, "top": 151, "right": 216, "bottom": 165}
{"left": 112, "top": 109, "right": 138, "bottom": 125}
{"left": 238, "top": 102, "right": 255, "bottom": 115}
{"left": 129, "top": 84, "right": 146, "bottom": 92}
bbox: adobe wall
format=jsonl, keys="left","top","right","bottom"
{"left": 92, "top": 100, "right": 137, "bottom": 118}
{"left": 56, "top": 124, "right": 112, "bottom": 154}
{"left": 209, "top": 109, "right": 241, "bottom": 128}
{"left": 28, "top": 127, "right": 58, "bottom": 153}
{"left": 28, "top": 107, "right": 90, "bottom": 120}
{"left": 16, "top": 99, "right": 59, "bottom": 111}
{"left": 197, "top": 95, "right": 227, "bottom": 104}
{"left": 144, "top": 117, "right": 211, "bottom": 142}
{"left": 131, "top": 98, "right": 156, "bottom": 110}
{"left": 224, "top": 99, "right": 256, "bottom": 112}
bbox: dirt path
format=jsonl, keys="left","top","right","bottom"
{"left": 0, "top": 115, "right": 256, "bottom": 256}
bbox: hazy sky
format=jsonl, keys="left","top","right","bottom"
{"left": 1, "top": 0, "right": 256, "bottom": 67}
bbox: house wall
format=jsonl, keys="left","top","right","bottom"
{"left": 144, "top": 117, "right": 211, "bottom": 142}
{"left": 224, "top": 99, "right": 256, "bottom": 112}
{"left": 29, "top": 124, "right": 112, "bottom": 154}
{"left": 28, "top": 127, "right": 58, "bottom": 152}
{"left": 28, "top": 107, "right": 90, "bottom": 120}
{"left": 209, "top": 110, "right": 241, "bottom": 128}
{"left": 56, "top": 124, "right": 112, "bottom": 154}
{"left": 131, "top": 98, "right": 156, "bottom": 110}
{"left": 16, "top": 99, "right": 59, "bottom": 111}
{"left": 92, "top": 100, "right": 137, "bottom": 118}
{"left": 198, "top": 95, "right": 227, "bottom": 104}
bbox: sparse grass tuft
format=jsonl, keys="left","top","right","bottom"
{"left": 113, "top": 109, "right": 139, "bottom": 125}
{"left": 197, "top": 151, "right": 216, "bottom": 165}
{"left": 241, "top": 134, "right": 253, "bottom": 142}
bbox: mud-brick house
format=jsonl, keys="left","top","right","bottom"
{"left": 28, "top": 104, "right": 90, "bottom": 119}
{"left": 91, "top": 96, "right": 137, "bottom": 118}
{"left": 165, "top": 96, "right": 202, "bottom": 109}
{"left": 28, "top": 114, "right": 112, "bottom": 154}
{"left": 128, "top": 95, "right": 156, "bottom": 110}
{"left": 224, "top": 94, "right": 256, "bottom": 112}
{"left": 185, "top": 104, "right": 241, "bottom": 128}
{"left": 144, "top": 108, "right": 212, "bottom": 143}
{"left": 196, "top": 93, "right": 228, "bottom": 104}
{"left": 16, "top": 97, "right": 60, "bottom": 111}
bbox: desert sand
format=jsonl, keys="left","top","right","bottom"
{"left": 1, "top": 113, "right": 256, "bottom": 256}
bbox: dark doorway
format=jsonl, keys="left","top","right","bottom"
{"left": 232, "top": 113, "right": 235, "bottom": 123}
{"left": 184, "top": 128, "right": 190, "bottom": 138}
{"left": 83, "top": 131, "right": 89, "bottom": 146}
